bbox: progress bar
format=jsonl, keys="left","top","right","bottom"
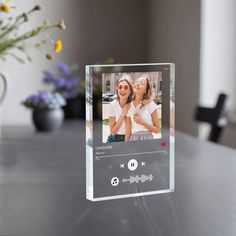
{"left": 95, "top": 150, "right": 167, "bottom": 159}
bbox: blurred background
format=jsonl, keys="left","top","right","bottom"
{"left": 1, "top": 0, "right": 236, "bottom": 148}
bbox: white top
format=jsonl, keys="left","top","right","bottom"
{"left": 127, "top": 101, "right": 157, "bottom": 133}
{"left": 107, "top": 100, "right": 126, "bottom": 135}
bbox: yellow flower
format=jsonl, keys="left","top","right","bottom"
{"left": 54, "top": 40, "right": 62, "bottom": 53}
{"left": 0, "top": 4, "right": 10, "bottom": 13}
{"left": 6, "top": 0, "right": 12, "bottom": 3}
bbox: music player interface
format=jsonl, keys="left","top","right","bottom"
{"left": 86, "top": 63, "right": 175, "bottom": 201}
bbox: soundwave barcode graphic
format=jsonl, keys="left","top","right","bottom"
{"left": 122, "top": 174, "right": 154, "bottom": 184}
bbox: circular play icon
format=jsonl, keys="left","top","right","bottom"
{"left": 128, "top": 159, "right": 138, "bottom": 171}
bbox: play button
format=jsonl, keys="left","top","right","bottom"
{"left": 127, "top": 159, "right": 138, "bottom": 171}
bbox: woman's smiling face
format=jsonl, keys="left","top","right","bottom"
{"left": 133, "top": 77, "right": 147, "bottom": 95}
{"left": 117, "top": 80, "right": 131, "bottom": 100}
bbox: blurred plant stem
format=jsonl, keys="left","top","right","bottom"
{"left": 0, "top": 3, "right": 65, "bottom": 62}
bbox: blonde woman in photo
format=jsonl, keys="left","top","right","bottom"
{"left": 106, "top": 75, "right": 133, "bottom": 142}
{"left": 126, "top": 75, "right": 160, "bottom": 141}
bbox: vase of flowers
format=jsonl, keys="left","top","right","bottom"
{"left": 43, "top": 63, "right": 86, "bottom": 119}
{"left": 41, "top": 58, "right": 117, "bottom": 120}
{"left": 0, "top": 1, "right": 65, "bottom": 133}
{"left": 22, "top": 92, "right": 66, "bottom": 132}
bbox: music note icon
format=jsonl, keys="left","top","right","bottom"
{"left": 111, "top": 177, "right": 119, "bottom": 186}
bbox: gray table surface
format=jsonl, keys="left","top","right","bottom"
{"left": 0, "top": 121, "right": 236, "bottom": 236}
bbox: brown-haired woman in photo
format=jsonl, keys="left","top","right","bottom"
{"left": 106, "top": 74, "right": 133, "bottom": 142}
{"left": 126, "top": 75, "right": 161, "bottom": 141}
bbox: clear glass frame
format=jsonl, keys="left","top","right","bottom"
{"left": 86, "top": 63, "right": 175, "bottom": 201}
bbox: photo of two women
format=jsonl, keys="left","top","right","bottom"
{"left": 102, "top": 72, "right": 162, "bottom": 143}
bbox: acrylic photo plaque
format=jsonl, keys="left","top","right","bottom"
{"left": 86, "top": 63, "right": 175, "bottom": 201}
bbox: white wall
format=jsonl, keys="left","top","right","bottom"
{"left": 200, "top": 0, "right": 236, "bottom": 139}
{"left": 0, "top": 0, "right": 148, "bottom": 126}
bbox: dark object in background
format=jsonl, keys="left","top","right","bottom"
{"left": 63, "top": 94, "right": 85, "bottom": 119}
{"left": 32, "top": 108, "right": 64, "bottom": 132}
{"left": 93, "top": 94, "right": 102, "bottom": 120}
{"left": 63, "top": 93, "right": 102, "bottom": 120}
{"left": 194, "top": 93, "right": 228, "bottom": 143}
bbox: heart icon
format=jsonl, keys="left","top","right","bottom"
{"left": 161, "top": 141, "right": 166, "bottom": 148}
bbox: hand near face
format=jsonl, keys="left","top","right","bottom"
{"left": 121, "top": 103, "right": 131, "bottom": 117}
